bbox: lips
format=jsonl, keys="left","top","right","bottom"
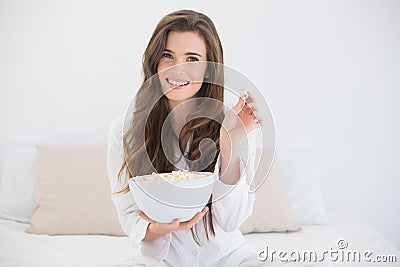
{"left": 166, "top": 78, "right": 190, "bottom": 87}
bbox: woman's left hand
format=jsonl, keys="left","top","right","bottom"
{"left": 221, "top": 91, "right": 262, "bottom": 142}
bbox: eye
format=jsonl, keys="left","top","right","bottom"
{"left": 187, "top": 57, "right": 199, "bottom": 62}
{"left": 162, "top": 53, "right": 173, "bottom": 59}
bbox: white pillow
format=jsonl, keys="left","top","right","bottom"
{"left": 0, "top": 144, "right": 328, "bottom": 226}
{"left": 26, "top": 145, "right": 125, "bottom": 235}
{"left": 0, "top": 145, "right": 37, "bottom": 223}
{"left": 276, "top": 147, "right": 329, "bottom": 225}
{"left": 240, "top": 148, "right": 301, "bottom": 233}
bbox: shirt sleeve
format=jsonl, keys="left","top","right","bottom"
{"left": 106, "top": 115, "right": 171, "bottom": 261}
{"left": 211, "top": 129, "right": 257, "bottom": 232}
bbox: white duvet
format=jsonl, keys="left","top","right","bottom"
{"left": 0, "top": 213, "right": 398, "bottom": 267}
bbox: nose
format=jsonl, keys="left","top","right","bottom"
{"left": 170, "top": 62, "right": 186, "bottom": 74}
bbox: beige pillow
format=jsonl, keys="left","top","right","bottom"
{"left": 26, "top": 145, "right": 125, "bottom": 236}
{"left": 240, "top": 148, "right": 301, "bottom": 233}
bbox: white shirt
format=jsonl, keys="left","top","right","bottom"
{"left": 107, "top": 114, "right": 257, "bottom": 267}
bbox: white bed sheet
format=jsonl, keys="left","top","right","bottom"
{"left": 0, "top": 213, "right": 398, "bottom": 267}
{"left": 244, "top": 213, "right": 399, "bottom": 266}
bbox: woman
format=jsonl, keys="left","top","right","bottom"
{"left": 107, "top": 9, "right": 265, "bottom": 267}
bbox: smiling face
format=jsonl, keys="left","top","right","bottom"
{"left": 157, "top": 31, "right": 208, "bottom": 109}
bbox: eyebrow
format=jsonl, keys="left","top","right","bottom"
{"left": 163, "top": 49, "right": 203, "bottom": 58}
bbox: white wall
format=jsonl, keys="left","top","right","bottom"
{"left": 1, "top": 0, "right": 399, "bottom": 248}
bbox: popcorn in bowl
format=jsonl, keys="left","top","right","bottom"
{"left": 128, "top": 170, "right": 215, "bottom": 223}
{"left": 137, "top": 170, "right": 207, "bottom": 182}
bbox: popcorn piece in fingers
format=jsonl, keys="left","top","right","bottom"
{"left": 240, "top": 88, "right": 249, "bottom": 101}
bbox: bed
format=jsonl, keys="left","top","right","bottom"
{"left": 0, "top": 145, "right": 398, "bottom": 267}
{"left": 0, "top": 213, "right": 399, "bottom": 267}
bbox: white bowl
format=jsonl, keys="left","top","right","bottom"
{"left": 128, "top": 172, "right": 215, "bottom": 223}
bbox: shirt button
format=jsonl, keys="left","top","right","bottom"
{"left": 185, "top": 229, "right": 190, "bottom": 233}
{"left": 192, "top": 250, "right": 198, "bottom": 256}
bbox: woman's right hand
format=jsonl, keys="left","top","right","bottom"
{"left": 138, "top": 206, "right": 209, "bottom": 241}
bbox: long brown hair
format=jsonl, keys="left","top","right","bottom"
{"left": 116, "top": 10, "right": 224, "bottom": 245}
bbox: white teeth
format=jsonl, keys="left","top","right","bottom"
{"left": 167, "top": 78, "right": 189, "bottom": 86}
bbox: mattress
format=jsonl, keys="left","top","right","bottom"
{"left": 0, "top": 213, "right": 398, "bottom": 267}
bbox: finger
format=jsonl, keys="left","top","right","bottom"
{"left": 245, "top": 91, "right": 256, "bottom": 105}
{"left": 232, "top": 97, "right": 245, "bottom": 115}
{"left": 180, "top": 207, "right": 208, "bottom": 229}
{"left": 254, "top": 115, "right": 263, "bottom": 125}
{"left": 172, "top": 218, "right": 180, "bottom": 226}
{"left": 196, "top": 206, "right": 209, "bottom": 216}
{"left": 138, "top": 210, "right": 156, "bottom": 224}
{"left": 167, "top": 218, "right": 180, "bottom": 231}
{"left": 246, "top": 102, "right": 259, "bottom": 112}
{"left": 180, "top": 212, "right": 203, "bottom": 229}
{"left": 242, "top": 104, "right": 259, "bottom": 119}
{"left": 155, "top": 218, "right": 180, "bottom": 234}
{"left": 188, "top": 210, "right": 205, "bottom": 225}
